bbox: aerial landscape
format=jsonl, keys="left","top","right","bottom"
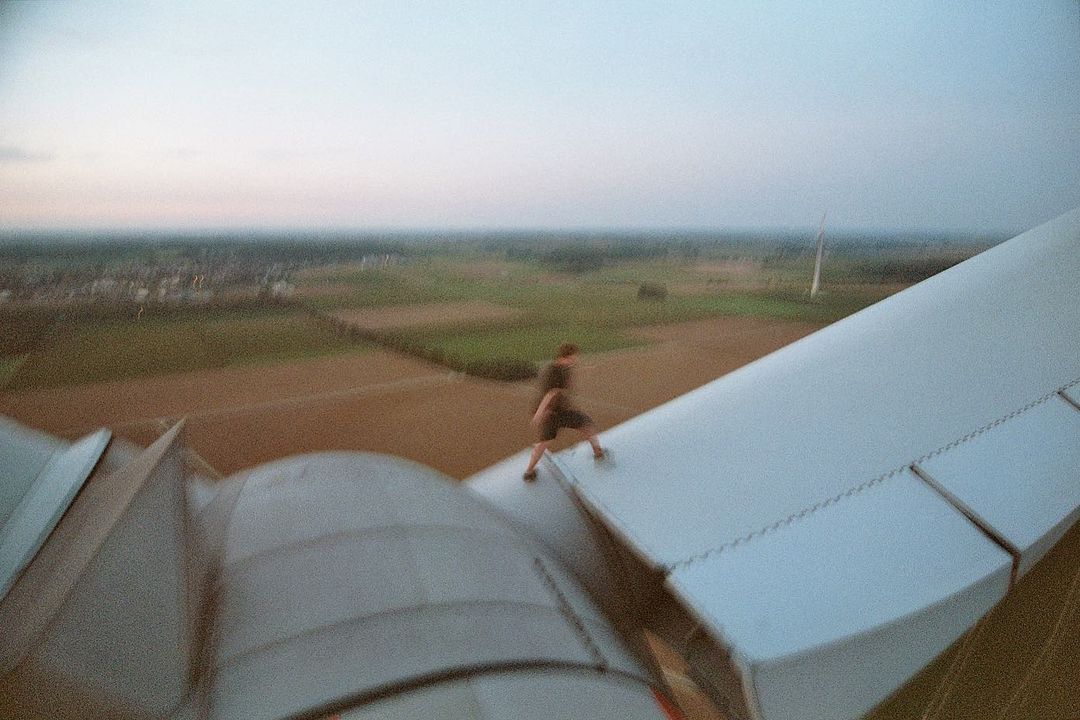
{"left": 3, "top": 228, "right": 1078, "bottom": 720}
{"left": 0, "top": 230, "right": 985, "bottom": 476}
{"left": 1, "top": 2, "right": 1078, "bottom": 720}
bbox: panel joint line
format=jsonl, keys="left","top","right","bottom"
{"left": 909, "top": 463, "right": 1021, "bottom": 587}
{"left": 1057, "top": 390, "right": 1080, "bottom": 413}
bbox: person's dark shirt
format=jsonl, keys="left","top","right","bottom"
{"left": 536, "top": 362, "right": 570, "bottom": 413}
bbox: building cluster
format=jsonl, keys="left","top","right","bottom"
{"left": 0, "top": 255, "right": 295, "bottom": 306}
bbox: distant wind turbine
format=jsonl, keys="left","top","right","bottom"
{"left": 810, "top": 211, "right": 827, "bottom": 298}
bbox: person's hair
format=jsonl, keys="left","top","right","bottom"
{"left": 556, "top": 342, "right": 578, "bottom": 358}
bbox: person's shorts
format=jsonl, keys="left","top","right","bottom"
{"left": 539, "top": 409, "right": 592, "bottom": 441}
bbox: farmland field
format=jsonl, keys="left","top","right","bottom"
{"left": 330, "top": 300, "right": 524, "bottom": 331}
{"left": 2, "top": 308, "right": 368, "bottom": 390}
{"left": 0, "top": 240, "right": 976, "bottom": 458}
{"left": 297, "top": 254, "right": 895, "bottom": 372}
{"left": 0, "top": 311, "right": 826, "bottom": 478}
{"left": 2, "top": 238, "right": 951, "bottom": 391}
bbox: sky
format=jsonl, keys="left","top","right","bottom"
{"left": 1, "top": 0, "right": 1078, "bottom": 234}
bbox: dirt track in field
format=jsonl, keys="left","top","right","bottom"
{"left": 0, "top": 316, "right": 822, "bottom": 479}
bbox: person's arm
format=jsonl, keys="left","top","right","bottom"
{"left": 532, "top": 389, "right": 561, "bottom": 425}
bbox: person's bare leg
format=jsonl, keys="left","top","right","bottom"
{"left": 579, "top": 426, "right": 604, "bottom": 458}
{"left": 523, "top": 441, "right": 549, "bottom": 480}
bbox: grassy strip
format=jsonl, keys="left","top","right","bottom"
{"left": 0, "top": 355, "right": 28, "bottom": 389}
{"left": 409, "top": 325, "right": 642, "bottom": 365}
{"left": 0, "top": 255, "right": 910, "bottom": 390}
{"left": 4, "top": 310, "right": 368, "bottom": 390}
{"left": 315, "top": 311, "right": 538, "bottom": 381}
{"left": 397, "top": 289, "right": 867, "bottom": 369}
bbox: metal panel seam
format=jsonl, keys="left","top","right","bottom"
{"left": 1058, "top": 390, "right": 1080, "bottom": 413}
{"left": 666, "top": 467, "right": 908, "bottom": 573}
{"left": 214, "top": 599, "right": 612, "bottom": 672}
{"left": 546, "top": 452, "right": 669, "bottom": 572}
{"left": 667, "top": 379, "right": 1079, "bottom": 573}
{"left": 279, "top": 661, "right": 659, "bottom": 720}
{"left": 219, "top": 523, "right": 536, "bottom": 580}
{"left": 909, "top": 463, "right": 1021, "bottom": 587}
{"left": 914, "top": 382, "right": 1076, "bottom": 466}
{"left": 532, "top": 556, "right": 608, "bottom": 671}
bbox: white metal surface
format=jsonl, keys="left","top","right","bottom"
{"left": 665, "top": 471, "right": 1012, "bottom": 720}
{"left": 466, "top": 449, "right": 646, "bottom": 633}
{"left": 0, "top": 421, "right": 191, "bottom": 720}
{"left": 0, "top": 417, "right": 67, "bottom": 529}
{"left": 207, "top": 453, "right": 654, "bottom": 720}
{"left": 917, "top": 395, "right": 1080, "bottom": 577}
{"left": 1062, "top": 383, "right": 1080, "bottom": 409}
{"left": 29, "top": 425, "right": 191, "bottom": 715}
{"left": 551, "top": 207, "right": 1080, "bottom": 720}
{"left": 0, "top": 428, "right": 110, "bottom": 599}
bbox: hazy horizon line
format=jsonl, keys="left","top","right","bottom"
{"left": 0, "top": 224, "right": 1020, "bottom": 240}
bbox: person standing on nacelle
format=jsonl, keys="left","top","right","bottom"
{"left": 523, "top": 342, "right": 605, "bottom": 482}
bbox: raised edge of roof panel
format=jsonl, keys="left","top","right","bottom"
{"left": 0, "top": 428, "right": 110, "bottom": 599}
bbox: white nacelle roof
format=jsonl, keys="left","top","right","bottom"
{"left": 205, "top": 452, "right": 654, "bottom": 720}
{"left": 553, "top": 207, "right": 1080, "bottom": 720}
{"left": 664, "top": 471, "right": 1011, "bottom": 720}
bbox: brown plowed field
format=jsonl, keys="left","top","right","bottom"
{"left": 573, "top": 316, "right": 821, "bottom": 414}
{"left": 0, "top": 316, "right": 822, "bottom": 479}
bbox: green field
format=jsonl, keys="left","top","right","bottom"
{"left": 3, "top": 309, "right": 367, "bottom": 390}
{"left": 411, "top": 324, "right": 641, "bottom": 365}
{"left": 297, "top": 255, "right": 894, "bottom": 366}
{"left": 1, "top": 240, "right": 971, "bottom": 389}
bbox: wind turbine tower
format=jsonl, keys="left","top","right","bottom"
{"left": 810, "top": 211, "right": 827, "bottom": 298}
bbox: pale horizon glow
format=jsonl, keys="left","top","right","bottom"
{"left": 1, "top": 1, "right": 1079, "bottom": 234}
